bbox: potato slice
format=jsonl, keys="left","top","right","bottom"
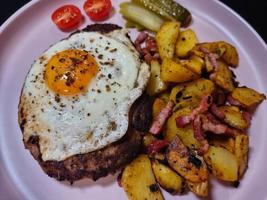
{"left": 208, "top": 135, "right": 235, "bottom": 153}
{"left": 152, "top": 98, "right": 166, "bottom": 119}
{"left": 161, "top": 58, "right": 199, "bottom": 83}
{"left": 164, "top": 107, "right": 201, "bottom": 150}
{"left": 158, "top": 91, "right": 170, "bottom": 103}
{"left": 176, "top": 29, "right": 198, "bottom": 58}
{"left": 187, "top": 180, "right": 209, "bottom": 197}
{"left": 152, "top": 160, "right": 186, "bottom": 194}
{"left": 121, "top": 154, "right": 163, "bottom": 200}
{"left": 146, "top": 60, "right": 169, "bottom": 96}
{"left": 211, "top": 60, "right": 235, "bottom": 92}
{"left": 167, "top": 137, "right": 208, "bottom": 183}
{"left": 169, "top": 84, "right": 186, "bottom": 102}
{"left": 218, "top": 106, "right": 248, "bottom": 130}
{"left": 156, "top": 21, "right": 181, "bottom": 59}
{"left": 218, "top": 41, "right": 239, "bottom": 67}
{"left": 235, "top": 135, "right": 249, "bottom": 178}
{"left": 169, "top": 78, "right": 215, "bottom": 110}
{"left": 204, "top": 146, "right": 238, "bottom": 181}
{"left": 192, "top": 41, "right": 239, "bottom": 67}
{"left": 231, "top": 87, "right": 266, "bottom": 108}
{"left": 182, "top": 55, "right": 204, "bottom": 75}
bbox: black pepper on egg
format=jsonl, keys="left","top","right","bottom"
{"left": 105, "top": 85, "right": 111, "bottom": 92}
{"left": 109, "top": 48, "right": 117, "bottom": 53}
{"left": 98, "top": 54, "right": 104, "bottom": 60}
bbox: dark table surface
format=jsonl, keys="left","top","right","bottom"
{"left": 0, "top": 0, "right": 266, "bottom": 43}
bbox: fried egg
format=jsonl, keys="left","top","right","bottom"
{"left": 19, "top": 29, "right": 150, "bottom": 161}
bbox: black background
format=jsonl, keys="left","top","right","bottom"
{"left": 0, "top": 0, "right": 266, "bottom": 43}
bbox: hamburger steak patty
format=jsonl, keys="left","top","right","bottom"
{"left": 20, "top": 24, "right": 144, "bottom": 183}
{"left": 25, "top": 128, "right": 141, "bottom": 182}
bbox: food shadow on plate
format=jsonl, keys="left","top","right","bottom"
{"left": 59, "top": 173, "right": 118, "bottom": 188}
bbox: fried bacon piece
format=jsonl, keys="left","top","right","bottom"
{"left": 147, "top": 140, "right": 169, "bottom": 154}
{"left": 201, "top": 113, "right": 243, "bottom": 137}
{"left": 199, "top": 46, "right": 219, "bottom": 70}
{"left": 242, "top": 111, "right": 252, "bottom": 127}
{"left": 176, "top": 94, "right": 213, "bottom": 128}
{"left": 192, "top": 115, "right": 209, "bottom": 155}
{"left": 201, "top": 114, "right": 227, "bottom": 134}
{"left": 227, "top": 94, "right": 243, "bottom": 107}
{"left": 175, "top": 94, "right": 213, "bottom": 154}
{"left": 134, "top": 31, "right": 159, "bottom": 63}
{"left": 193, "top": 115, "right": 205, "bottom": 141}
{"left": 134, "top": 31, "right": 148, "bottom": 52}
{"left": 149, "top": 100, "right": 175, "bottom": 135}
{"left": 210, "top": 104, "right": 225, "bottom": 120}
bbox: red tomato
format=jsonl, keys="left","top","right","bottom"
{"left": 83, "top": 0, "right": 112, "bottom": 21}
{"left": 52, "top": 5, "right": 82, "bottom": 31}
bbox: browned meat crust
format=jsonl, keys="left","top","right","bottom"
{"left": 83, "top": 23, "right": 122, "bottom": 33}
{"left": 19, "top": 24, "right": 143, "bottom": 183}
{"left": 24, "top": 128, "right": 141, "bottom": 183}
{"left": 70, "top": 23, "right": 122, "bottom": 36}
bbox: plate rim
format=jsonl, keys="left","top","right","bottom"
{"left": 0, "top": 0, "right": 39, "bottom": 32}
{"left": 0, "top": 0, "right": 267, "bottom": 199}
{"left": 1, "top": 0, "right": 266, "bottom": 49}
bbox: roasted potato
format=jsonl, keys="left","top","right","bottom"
{"left": 167, "top": 137, "right": 208, "bottom": 183}
{"left": 230, "top": 87, "right": 266, "bottom": 108}
{"left": 121, "top": 154, "right": 164, "bottom": 200}
{"left": 235, "top": 134, "right": 249, "bottom": 178}
{"left": 204, "top": 146, "right": 238, "bottom": 181}
{"left": 164, "top": 107, "right": 201, "bottom": 150}
{"left": 181, "top": 55, "right": 204, "bottom": 75}
{"left": 187, "top": 180, "right": 209, "bottom": 197}
{"left": 169, "top": 78, "right": 215, "bottom": 110}
{"left": 211, "top": 60, "right": 235, "bottom": 92}
{"left": 152, "top": 160, "right": 186, "bottom": 194}
{"left": 156, "top": 21, "right": 181, "bottom": 59}
{"left": 169, "top": 84, "right": 187, "bottom": 108}
{"left": 192, "top": 41, "right": 239, "bottom": 67}
{"left": 208, "top": 135, "right": 235, "bottom": 153}
{"left": 218, "top": 106, "right": 248, "bottom": 130}
{"left": 218, "top": 41, "right": 239, "bottom": 67}
{"left": 146, "top": 60, "right": 169, "bottom": 96}
{"left": 172, "top": 78, "right": 215, "bottom": 100}
{"left": 158, "top": 91, "right": 170, "bottom": 103}
{"left": 152, "top": 98, "right": 166, "bottom": 119}
{"left": 161, "top": 58, "right": 199, "bottom": 83}
{"left": 119, "top": 21, "right": 265, "bottom": 199}
{"left": 176, "top": 29, "right": 198, "bottom": 58}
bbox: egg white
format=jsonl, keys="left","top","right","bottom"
{"left": 19, "top": 29, "right": 150, "bottom": 161}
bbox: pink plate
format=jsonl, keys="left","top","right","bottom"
{"left": 0, "top": 0, "right": 267, "bottom": 199}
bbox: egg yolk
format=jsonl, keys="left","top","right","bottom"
{"left": 44, "top": 49, "right": 98, "bottom": 95}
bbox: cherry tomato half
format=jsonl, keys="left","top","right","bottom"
{"left": 83, "top": 0, "right": 112, "bottom": 21}
{"left": 52, "top": 5, "right": 82, "bottom": 31}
